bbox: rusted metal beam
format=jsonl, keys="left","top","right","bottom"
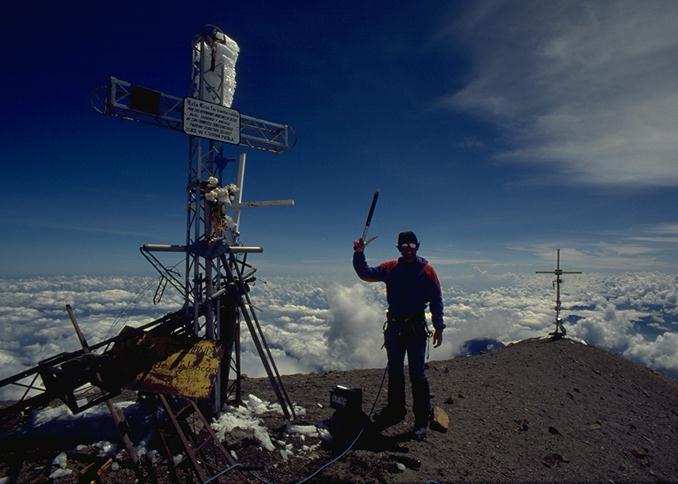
{"left": 0, "top": 306, "right": 193, "bottom": 417}
{"left": 66, "top": 305, "right": 139, "bottom": 464}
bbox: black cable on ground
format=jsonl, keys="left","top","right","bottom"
{"left": 203, "top": 463, "right": 242, "bottom": 483}
{"left": 295, "top": 364, "right": 389, "bottom": 484}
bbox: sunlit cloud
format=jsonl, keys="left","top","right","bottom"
{"left": 1, "top": 272, "right": 676, "bottom": 399}
{"left": 439, "top": 0, "right": 678, "bottom": 187}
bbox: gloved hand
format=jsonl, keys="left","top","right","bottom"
{"left": 433, "top": 328, "right": 443, "bottom": 348}
{"left": 353, "top": 238, "right": 366, "bottom": 253}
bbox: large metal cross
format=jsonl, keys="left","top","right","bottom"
{"left": 92, "top": 25, "right": 296, "bottom": 416}
{"left": 536, "top": 249, "right": 582, "bottom": 339}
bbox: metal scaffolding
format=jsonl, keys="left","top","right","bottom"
{"left": 0, "top": 26, "right": 297, "bottom": 420}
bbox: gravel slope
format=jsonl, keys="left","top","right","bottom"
{"left": 1, "top": 337, "right": 677, "bottom": 482}
{"left": 245, "top": 337, "right": 678, "bottom": 482}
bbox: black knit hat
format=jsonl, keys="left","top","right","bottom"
{"left": 397, "top": 231, "right": 419, "bottom": 247}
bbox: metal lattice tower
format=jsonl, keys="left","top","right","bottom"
{"left": 0, "top": 27, "right": 298, "bottom": 448}
{"left": 185, "top": 29, "right": 233, "bottom": 408}
{"left": 536, "top": 249, "right": 582, "bottom": 338}
{"left": 89, "top": 25, "right": 296, "bottom": 416}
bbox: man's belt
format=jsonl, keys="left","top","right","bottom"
{"left": 383, "top": 312, "right": 429, "bottom": 344}
{"left": 386, "top": 311, "right": 426, "bottom": 324}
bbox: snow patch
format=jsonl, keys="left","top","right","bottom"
{"left": 243, "top": 394, "right": 306, "bottom": 417}
{"left": 285, "top": 424, "right": 328, "bottom": 440}
{"left": 92, "top": 440, "right": 117, "bottom": 457}
{"left": 49, "top": 452, "right": 71, "bottom": 479}
{"left": 211, "top": 394, "right": 308, "bottom": 453}
{"left": 48, "top": 468, "right": 73, "bottom": 479}
{"left": 51, "top": 452, "right": 67, "bottom": 469}
{"left": 147, "top": 450, "right": 161, "bottom": 464}
{"left": 31, "top": 401, "right": 136, "bottom": 428}
{"left": 212, "top": 403, "right": 274, "bottom": 452}
{"left": 279, "top": 443, "right": 294, "bottom": 461}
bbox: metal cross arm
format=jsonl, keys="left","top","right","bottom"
{"left": 92, "top": 77, "right": 184, "bottom": 131}
{"left": 536, "top": 270, "right": 583, "bottom": 275}
{"left": 92, "top": 76, "right": 295, "bottom": 154}
{"left": 235, "top": 199, "right": 295, "bottom": 208}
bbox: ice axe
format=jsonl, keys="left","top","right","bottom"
{"left": 360, "top": 190, "right": 379, "bottom": 247}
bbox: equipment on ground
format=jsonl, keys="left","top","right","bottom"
{"left": 297, "top": 364, "right": 389, "bottom": 483}
{"left": 330, "top": 385, "right": 363, "bottom": 412}
{"left": 327, "top": 385, "right": 372, "bottom": 449}
{"left": 536, "top": 249, "right": 582, "bottom": 339}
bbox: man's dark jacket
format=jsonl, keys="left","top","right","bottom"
{"left": 353, "top": 252, "right": 444, "bottom": 330}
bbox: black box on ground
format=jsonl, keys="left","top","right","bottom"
{"left": 330, "top": 385, "right": 363, "bottom": 412}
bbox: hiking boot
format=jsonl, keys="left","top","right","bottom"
{"left": 372, "top": 406, "right": 406, "bottom": 431}
{"left": 413, "top": 425, "right": 427, "bottom": 441}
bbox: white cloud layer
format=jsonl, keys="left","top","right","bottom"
{"left": 0, "top": 272, "right": 676, "bottom": 400}
{"left": 443, "top": 0, "right": 678, "bottom": 187}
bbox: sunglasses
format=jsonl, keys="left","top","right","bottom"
{"left": 399, "top": 243, "right": 418, "bottom": 249}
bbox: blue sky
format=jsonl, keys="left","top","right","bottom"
{"left": 1, "top": 0, "right": 677, "bottom": 276}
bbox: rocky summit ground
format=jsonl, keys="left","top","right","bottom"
{"left": 1, "top": 337, "right": 677, "bottom": 482}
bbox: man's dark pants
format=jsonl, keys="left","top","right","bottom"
{"left": 384, "top": 320, "right": 431, "bottom": 427}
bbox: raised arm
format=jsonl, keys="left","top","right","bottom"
{"left": 353, "top": 238, "right": 392, "bottom": 282}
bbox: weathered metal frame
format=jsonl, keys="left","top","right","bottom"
{"left": 95, "top": 76, "right": 293, "bottom": 154}
{"left": 0, "top": 26, "right": 296, "bottom": 420}
{"left": 0, "top": 308, "right": 192, "bottom": 417}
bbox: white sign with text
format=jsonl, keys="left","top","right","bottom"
{"left": 183, "top": 97, "right": 240, "bottom": 144}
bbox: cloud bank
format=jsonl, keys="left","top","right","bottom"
{"left": 442, "top": 0, "right": 678, "bottom": 187}
{"left": 0, "top": 272, "right": 676, "bottom": 400}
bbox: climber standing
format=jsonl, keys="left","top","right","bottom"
{"left": 353, "top": 231, "right": 444, "bottom": 440}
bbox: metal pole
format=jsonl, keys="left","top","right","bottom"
{"left": 220, "top": 294, "right": 240, "bottom": 405}
{"left": 65, "top": 305, "right": 139, "bottom": 464}
{"left": 189, "top": 29, "right": 232, "bottom": 413}
{"left": 234, "top": 153, "right": 246, "bottom": 233}
{"left": 221, "top": 255, "right": 294, "bottom": 419}
{"left": 234, "top": 320, "right": 241, "bottom": 404}
{"left": 536, "top": 249, "right": 583, "bottom": 338}
{"left": 66, "top": 305, "right": 89, "bottom": 350}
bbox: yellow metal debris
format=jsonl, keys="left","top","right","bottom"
{"left": 110, "top": 328, "right": 223, "bottom": 399}
{"left": 132, "top": 337, "right": 222, "bottom": 399}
